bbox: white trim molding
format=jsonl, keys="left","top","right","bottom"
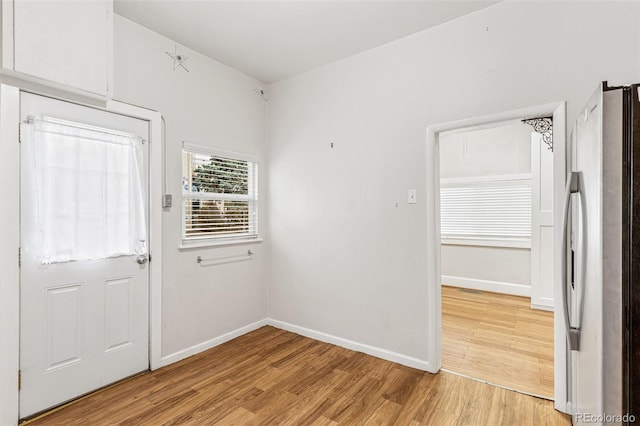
{"left": 441, "top": 238, "right": 531, "bottom": 249}
{"left": 178, "top": 238, "right": 263, "bottom": 251}
{"left": 441, "top": 275, "right": 531, "bottom": 297}
{"left": 0, "top": 84, "right": 21, "bottom": 426}
{"left": 160, "top": 319, "right": 268, "bottom": 367}
{"left": 531, "top": 301, "right": 554, "bottom": 312}
{"left": 440, "top": 173, "right": 531, "bottom": 185}
{"left": 267, "top": 319, "right": 434, "bottom": 373}
{"left": 106, "top": 99, "right": 163, "bottom": 371}
{"left": 162, "top": 317, "right": 436, "bottom": 374}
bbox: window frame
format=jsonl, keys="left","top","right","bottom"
{"left": 180, "top": 143, "right": 259, "bottom": 246}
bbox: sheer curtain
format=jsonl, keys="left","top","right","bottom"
{"left": 24, "top": 118, "right": 146, "bottom": 264}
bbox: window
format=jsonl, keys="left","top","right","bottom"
{"left": 25, "top": 117, "right": 147, "bottom": 264}
{"left": 182, "top": 144, "right": 258, "bottom": 242}
{"left": 440, "top": 175, "right": 531, "bottom": 243}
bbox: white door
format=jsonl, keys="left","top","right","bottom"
{"left": 19, "top": 93, "right": 150, "bottom": 418}
{"left": 530, "top": 132, "right": 555, "bottom": 310}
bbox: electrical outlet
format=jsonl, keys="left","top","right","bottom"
{"left": 408, "top": 189, "right": 417, "bottom": 204}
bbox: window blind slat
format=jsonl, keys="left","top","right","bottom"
{"left": 440, "top": 178, "right": 531, "bottom": 240}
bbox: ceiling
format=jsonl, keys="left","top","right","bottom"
{"left": 115, "top": 1, "right": 499, "bottom": 84}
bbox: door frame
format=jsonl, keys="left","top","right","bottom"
{"left": 424, "top": 101, "right": 568, "bottom": 413}
{"left": 0, "top": 84, "right": 163, "bottom": 425}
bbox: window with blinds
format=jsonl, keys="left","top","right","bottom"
{"left": 182, "top": 145, "right": 258, "bottom": 241}
{"left": 440, "top": 176, "right": 532, "bottom": 240}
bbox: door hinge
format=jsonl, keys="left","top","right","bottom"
{"left": 18, "top": 247, "right": 21, "bottom": 267}
{"left": 18, "top": 122, "right": 22, "bottom": 143}
{"left": 18, "top": 370, "right": 21, "bottom": 391}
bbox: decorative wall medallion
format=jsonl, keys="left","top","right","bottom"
{"left": 522, "top": 117, "right": 553, "bottom": 151}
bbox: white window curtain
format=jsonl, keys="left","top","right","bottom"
{"left": 24, "top": 118, "right": 146, "bottom": 264}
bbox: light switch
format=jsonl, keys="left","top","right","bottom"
{"left": 408, "top": 189, "right": 417, "bottom": 204}
{"left": 163, "top": 194, "right": 173, "bottom": 208}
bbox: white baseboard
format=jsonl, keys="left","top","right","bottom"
{"left": 159, "top": 318, "right": 268, "bottom": 368}
{"left": 157, "top": 317, "right": 435, "bottom": 374}
{"left": 442, "top": 275, "right": 531, "bottom": 297}
{"left": 266, "top": 318, "right": 434, "bottom": 373}
{"left": 531, "top": 299, "right": 554, "bottom": 311}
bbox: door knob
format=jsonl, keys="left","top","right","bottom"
{"left": 136, "top": 254, "right": 149, "bottom": 265}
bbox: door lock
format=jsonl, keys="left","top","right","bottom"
{"left": 136, "top": 254, "right": 149, "bottom": 265}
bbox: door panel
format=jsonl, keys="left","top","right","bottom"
{"left": 104, "top": 277, "right": 134, "bottom": 352}
{"left": 46, "top": 284, "right": 84, "bottom": 370}
{"left": 531, "top": 132, "right": 555, "bottom": 309}
{"left": 19, "top": 93, "right": 150, "bottom": 418}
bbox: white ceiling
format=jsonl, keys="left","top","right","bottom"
{"left": 115, "top": 1, "right": 499, "bottom": 84}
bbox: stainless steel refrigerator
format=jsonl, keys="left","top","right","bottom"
{"left": 563, "top": 82, "right": 639, "bottom": 425}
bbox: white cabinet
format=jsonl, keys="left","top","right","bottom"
{"left": 1, "top": 0, "right": 113, "bottom": 98}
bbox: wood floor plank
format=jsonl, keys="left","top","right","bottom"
{"left": 211, "top": 407, "right": 256, "bottom": 425}
{"left": 441, "top": 285, "right": 555, "bottom": 398}
{"left": 361, "top": 398, "right": 402, "bottom": 425}
{"left": 24, "top": 326, "right": 569, "bottom": 426}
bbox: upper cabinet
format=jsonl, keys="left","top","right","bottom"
{"left": 1, "top": 0, "right": 113, "bottom": 98}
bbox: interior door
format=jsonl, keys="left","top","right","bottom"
{"left": 19, "top": 92, "right": 150, "bottom": 418}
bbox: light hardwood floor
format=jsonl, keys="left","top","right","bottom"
{"left": 25, "top": 326, "right": 568, "bottom": 425}
{"left": 442, "top": 285, "right": 555, "bottom": 398}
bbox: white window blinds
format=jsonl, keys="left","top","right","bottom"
{"left": 440, "top": 176, "right": 532, "bottom": 240}
{"left": 182, "top": 145, "right": 258, "bottom": 241}
{"left": 24, "top": 118, "right": 147, "bottom": 264}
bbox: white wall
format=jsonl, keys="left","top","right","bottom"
{"left": 114, "top": 16, "right": 267, "bottom": 360}
{"left": 439, "top": 122, "right": 532, "bottom": 179}
{"left": 441, "top": 245, "right": 531, "bottom": 284}
{"left": 439, "top": 122, "right": 532, "bottom": 294}
{"left": 266, "top": 1, "right": 640, "bottom": 363}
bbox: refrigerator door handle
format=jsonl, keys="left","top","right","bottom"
{"left": 561, "top": 171, "right": 586, "bottom": 351}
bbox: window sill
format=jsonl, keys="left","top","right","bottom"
{"left": 442, "top": 237, "right": 531, "bottom": 249}
{"left": 178, "top": 238, "right": 263, "bottom": 250}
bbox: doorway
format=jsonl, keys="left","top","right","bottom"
{"left": 437, "top": 120, "right": 555, "bottom": 398}
{"left": 424, "top": 102, "right": 569, "bottom": 413}
{"left": 19, "top": 93, "right": 151, "bottom": 418}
